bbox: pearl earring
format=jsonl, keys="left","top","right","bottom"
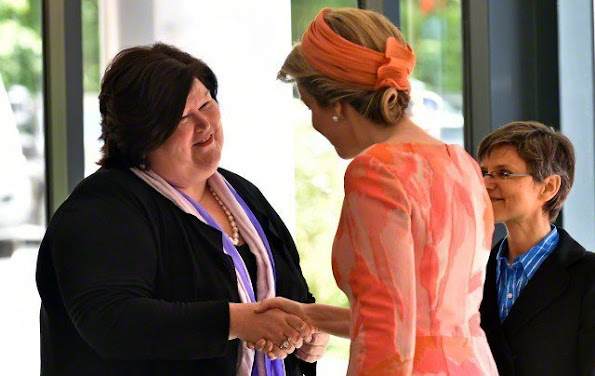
{"left": 332, "top": 115, "right": 343, "bottom": 123}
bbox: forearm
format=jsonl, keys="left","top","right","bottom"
{"left": 72, "top": 297, "right": 230, "bottom": 359}
{"left": 304, "top": 303, "right": 350, "bottom": 338}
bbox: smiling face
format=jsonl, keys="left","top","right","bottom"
{"left": 297, "top": 85, "right": 361, "bottom": 159}
{"left": 147, "top": 78, "right": 223, "bottom": 188}
{"left": 479, "top": 145, "right": 549, "bottom": 225}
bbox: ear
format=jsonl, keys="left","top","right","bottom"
{"left": 540, "top": 174, "right": 561, "bottom": 202}
{"left": 332, "top": 101, "right": 344, "bottom": 119}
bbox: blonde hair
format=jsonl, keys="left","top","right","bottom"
{"left": 278, "top": 8, "right": 411, "bottom": 126}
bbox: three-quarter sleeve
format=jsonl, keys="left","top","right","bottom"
{"left": 49, "top": 192, "right": 231, "bottom": 360}
{"left": 333, "top": 154, "right": 416, "bottom": 376}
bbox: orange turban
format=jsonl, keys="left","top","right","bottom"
{"left": 301, "top": 8, "right": 416, "bottom": 91}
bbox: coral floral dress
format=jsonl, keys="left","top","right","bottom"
{"left": 332, "top": 143, "right": 498, "bottom": 375}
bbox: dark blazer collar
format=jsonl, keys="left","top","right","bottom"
{"left": 501, "top": 228, "right": 586, "bottom": 335}
{"left": 551, "top": 228, "right": 586, "bottom": 267}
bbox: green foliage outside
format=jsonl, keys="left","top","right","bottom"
{"left": 0, "top": 0, "right": 100, "bottom": 93}
{"left": 0, "top": 0, "right": 42, "bottom": 92}
{"left": 291, "top": 0, "right": 357, "bottom": 41}
{"left": 82, "top": 0, "right": 100, "bottom": 93}
{"left": 400, "top": 0, "right": 462, "bottom": 95}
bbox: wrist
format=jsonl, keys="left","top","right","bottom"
{"left": 302, "top": 303, "right": 319, "bottom": 332}
{"left": 229, "top": 303, "right": 253, "bottom": 340}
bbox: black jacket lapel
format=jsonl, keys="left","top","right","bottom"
{"left": 502, "top": 254, "right": 569, "bottom": 335}
{"left": 502, "top": 228, "right": 584, "bottom": 336}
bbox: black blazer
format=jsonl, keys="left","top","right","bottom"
{"left": 479, "top": 228, "right": 595, "bottom": 376}
{"left": 36, "top": 167, "right": 316, "bottom": 376}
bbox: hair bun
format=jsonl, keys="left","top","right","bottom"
{"left": 380, "top": 87, "right": 407, "bottom": 124}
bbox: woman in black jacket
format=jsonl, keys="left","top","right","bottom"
{"left": 478, "top": 121, "right": 595, "bottom": 376}
{"left": 36, "top": 43, "right": 327, "bottom": 376}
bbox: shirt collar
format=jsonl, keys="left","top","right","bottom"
{"left": 497, "top": 225, "right": 559, "bottom": 268}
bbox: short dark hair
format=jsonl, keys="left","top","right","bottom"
{"left": 98, "top": 43, "right": 218, "bottom": 169}
{"left": 478, "top": 121, "right": 576, "bottom": 220}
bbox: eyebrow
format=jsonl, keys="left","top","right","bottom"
{"left": 180, "top": 90, "right": 212, "bottom": 119}
{"left": 480, "top": 164, "right": 516, "bottom": 170}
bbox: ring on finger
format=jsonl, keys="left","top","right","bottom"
{"left": 279, "top": 336, "right": 291, "bottom": 350}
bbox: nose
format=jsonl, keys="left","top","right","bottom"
{"left": 193, "top": 112, "right": 211, "bottom": 132}
{"left": 483, "top": 175, "right": 496, "bottom": 190}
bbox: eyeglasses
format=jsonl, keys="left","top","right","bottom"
{"left": 481, "top": 170, "right": 532, "bottom": 180}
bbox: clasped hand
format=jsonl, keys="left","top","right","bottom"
{"left": 248, "top": 297, "right": 329, "bottom": 362}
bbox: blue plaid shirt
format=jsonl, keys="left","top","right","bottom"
{"left": 496, "top": 225, "right": 559, "bottom": 322}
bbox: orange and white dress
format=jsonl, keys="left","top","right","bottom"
{"left": 332, "top": 143, "right": 498, "bottom": 376}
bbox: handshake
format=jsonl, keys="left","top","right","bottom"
{"left": 229, "top": 297, "right": 330, "bottom": 363}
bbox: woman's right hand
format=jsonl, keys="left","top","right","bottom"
{"left": 228, "top": 303, "right": 312, "bottom": 353}
{"left": 254, "top": 297, "right": 316, "bottom": 333}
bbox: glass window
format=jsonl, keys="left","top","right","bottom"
{"left": 400, "top": 0, "right": 464, "bottom": 145}
{"left": 82, "top": 0, "right": 101, "bottom": 177}
{"left": 0, "top": 0, "right": 45, "bottom": 373}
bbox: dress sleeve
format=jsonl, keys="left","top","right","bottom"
{"left": 49, "top": 191, "right": 231, "bottom": 360}
{"left": 334, "top": 154, "right": 416, "bottom": 376}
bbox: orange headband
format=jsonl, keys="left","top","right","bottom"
{"left": 301, "top": 8, "right": 416, "bottom": 91}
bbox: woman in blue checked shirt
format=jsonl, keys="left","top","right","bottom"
{"left": 477, "top": 121, "right": 594, "bottom": 376}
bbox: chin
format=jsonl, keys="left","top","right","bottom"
{"left": 194, "top": 153, "right": 221, "bottom": 173}
{"left": 205, "top": 157, "right": 221, "bottom": 172}
{"left": 492, "top": 212, "right": 506, "bottom": 223}
{"left": 335, "top": 147, "right": 359, "bottom": 160}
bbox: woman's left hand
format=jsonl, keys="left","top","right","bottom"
{"left": 295, "top": 332, "right": 330, "bottom": 363}
{"left": 246, "top": 311, "right": 309, "bottom": 359}
{"left": 248, "top": 339, "right": 291, "bottom": 360}
{"left": 248, "top": 332, "right": 329, "bottom": 362}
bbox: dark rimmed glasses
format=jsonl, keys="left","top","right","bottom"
{"left": 481, "top": 170, "right": 532, "bottom": 180}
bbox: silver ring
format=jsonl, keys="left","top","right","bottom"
{"left": 279, "top": 337, "right": 291, "bottom": 350}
